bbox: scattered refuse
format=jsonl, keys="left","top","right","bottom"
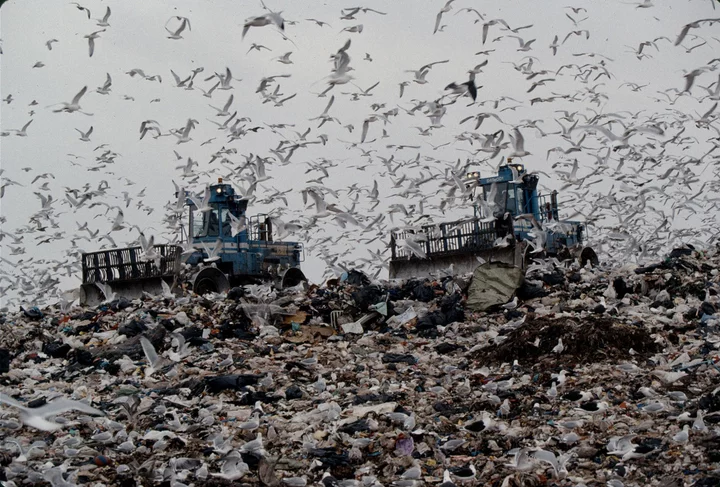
{"left": 466, "top": 262, "right": 525, "bottom": 312}
{"left": 0, "top": 246, "right": 718, "bottom": 486}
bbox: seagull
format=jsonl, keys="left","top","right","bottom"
{"left": 227, "top": 212, "right": 247, "bottom": 237}
{"left": 200, "top": 239, "right": 223, "bottom": 263}
{"left": 46, "top": 38, "right": 59, "bottom": 50}
{"left": 552, "top": 338, "right": 564, "bottom": 354}
{"left": 110, "top": 210, "right": 125, "bottom": 232}
{"left": 211, "top": 94, "right": 234, "bottom": 116}
{"left": 531, "top": 449, "right": 573, "bottom": 479}
{"left": 84, "top": 29, "right": 105, "bottom": 57}
{"left": 340, "top": 24, "right": 363, "bottom": 33}
{"left": 508, "top": 35, "right": 536, "bottom": 51}
{"left": 0, "top": 392, "right": 105, "bottom": 431}
{"left": 96, "top": 73, "right": 112, "bottom": 94}
{"left": 434, "top": 0, "right": 455, "bottom": 34}
{"left": 75, "top": 126, "right": 93, "bottom": 142}
{"left": 306, "top": 18, "right": 331, "bottom": 27}
{"left": 549, "top": 35, "right": 560, "bottom": 55}
{"left": 247, "top": 42, "right": 272, "bottom": 53}
{"left": 506, "top": 447, "right": 534, "bottom": 472}
{"left": 71, "top": 2, "right": 91, "bottom": 19}
{"left": 166, "top": 16, "right": 191, "bottom": 39}
{"left": 276, "top": 51, "right": 294, "bottom": 64}
{"left": 672, "top": 425, "right": 689, "bottom": 444}
{"left": 444, "top": 72, "right": 478, "bottom": 101}
{"left": 575, "top": 401, "right": 608, "bottom": 415}
{"left": 50, "top": 86, "right": 92, "bottom": 115}
{"left": 675, "top": 18, "right": 720, "bottom": 46}
{"left": 13, "top": 119, "right": 33, "bottom": 137}
{"left": 95, "top": 282, "right": 116, "bottom": 302}
{"left": 140, "top": 337, "right": 165, "bottom": 376}
{"left": 96, "top": 6, "right": 111, "bottom": 26}
{"left": 173, "top": 118, "right": 197, "bottom": 144}
{"left": 189, "top": 186, "right": 213, "bottom": 212}
{"left": 243, "top": 10, "right": 285, "bottom": 39}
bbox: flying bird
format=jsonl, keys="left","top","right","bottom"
{"left": 51, "top": 86, "right": 92, "bottom": 115}
{"left": 75, "top": 126, "right": 93, "bottom": 142}
{"left": 83, "top": 29, "right": 105, "bottom": 57}
{"left": 166, "top": 16, "right": 191, "bottom": 39}
{"left": 434, "top": 0, "right": 456, "bottom": 34}
{"left": 0, "top": 392, "right": 105, "bottom": 431}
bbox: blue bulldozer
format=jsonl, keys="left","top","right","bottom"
{"left": 79, "top": 178, "right": 306, "bottom": 305}
{"left": 389, "top": 160, "right": 599, "bottom": 279}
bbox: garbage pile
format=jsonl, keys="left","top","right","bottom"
{"left": 0, "top": 245, "right": 719, "bottom": 487}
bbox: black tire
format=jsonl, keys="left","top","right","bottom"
{"left": 580, "top": 247, "right": 600, "bottom": 268}
{"left": 192, "top": 268, "right": 230, "bottom": 295}
{"left": 281, "top": 268, "right": 307, "bottom": 288}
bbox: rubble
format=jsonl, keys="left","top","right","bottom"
{"left": 0, "top": 246, "right": 718, "bottom": 486}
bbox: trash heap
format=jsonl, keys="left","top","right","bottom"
{"left": 0, "top": 245, "right": 719, "bottom": 487}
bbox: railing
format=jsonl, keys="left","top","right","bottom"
{"left": 537, "top": 192, "right": 560, "bottom": 222}
{"left": 390, "top": 218, "right": 497, "bottom": 260}
{"left": 248, "top": 214, "right": 273, "bottom": 242}
{"left": 247, "top": 214, "right": 304, "bottom": 262}
{"left": 81, "top": 244, "right": 181, "bottom": 284}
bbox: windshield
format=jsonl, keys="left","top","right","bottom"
{"left": 483, "top": 182, "right": 508, "bottom": 217}
{"left": 193, "top": 207, "right": 220, "bottom": 238}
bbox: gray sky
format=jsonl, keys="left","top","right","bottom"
{"left": 1, "top": 0, "right": 719, "bottom": 308}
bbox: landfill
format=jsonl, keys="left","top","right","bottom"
{"left": 0, "top": 246, "right": 719, "bottom": 487}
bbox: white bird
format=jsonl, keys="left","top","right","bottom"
{"left": 240, "top": 432, "right": 265, "bottom": 454}
{"left": 96, "top": 6, "right": 111, "bottom": 26}
{"left": 531, "top": 449, "right": 573, "bottom": 479}
{"left": 166, "top": 16, "right": 191, "bottom": 39}
{"left": 110, "top": 210, "right": 125, "bottom": 231}
{"left": 172, "top": 118, "right": 196, "bottom": 144}
{"left": 505, "top": 447, "right": 534, "bottom": 472}
{"left": 51, "top": 86, "right": 92, "bottom": 115}
{"left": 552, "top": 338, "right": 564, "bottom": 354}
{"left": 167, "top": 333, "right": 190, "bottom": 361}
{"left": 75, "top": 126, "right": 93, "bottom": 142}
{"left": 400, "top": 460, "right": 422, "bottom": 480}
{"left": 0, "top": 392, "right": 105, "bottom": 431}
{"left": 84, "top": 29, "right": 105, "bottom": 57}
{"left": 211, "top": 94, "right": 234, "bottom": 116}
{"left": 693, "top": 409, "right": 708, "bottom": 432}
{"left": 502, "top": 296, "right": 519, "bottom": 310}
{"left": 276, "top": 51, "right": 294, "bottom": 64}
{"left": 227, "top": 212, "right": 247, "bottom": 237}
{"left": 243, "top": 11, "right": 285, "bottom": 39}
{"left": 96, "top": 73, "right": 112, "bottom": 94}
{"left": 200, "top": 239, "right": 223, "bottom": 263}
{"left": 189, "top": 186, "right": 212, "bottom": 213}
{"left": 95, "top": 282, "right": 116, "bottom": 303}
{"left": 434, "top": 0, "right": 455, "bottom": 34}
{"left": 213, "top": 451, "right": 250, "bottom": 480}
{"left": 13, "top": 119, "right": 33, "bottom": 137}
{"left": 672, "top": 425, "right": 689, "bottom": 444}
{"left": 509, "top": 127, "right": 530, "bottom": 157}
{"left": 140, "top": 337, "right": 163, "bottom": 373}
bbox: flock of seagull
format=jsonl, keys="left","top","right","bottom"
{"left": 1, "top": 0, "right": 720, "bottom": 308}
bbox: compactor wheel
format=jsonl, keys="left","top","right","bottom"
{"left": 580, "top": 247, "right": 600, "bottom": 268}
{"left": 192, "top": 267, "right": 230, "bottom": 295}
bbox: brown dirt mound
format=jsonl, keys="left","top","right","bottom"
{"left": 476, "top": 316, "right": 659, "bottom": 366}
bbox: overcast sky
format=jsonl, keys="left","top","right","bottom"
{"left": 1, "top": 0, "right": 719, "bottom": 308}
